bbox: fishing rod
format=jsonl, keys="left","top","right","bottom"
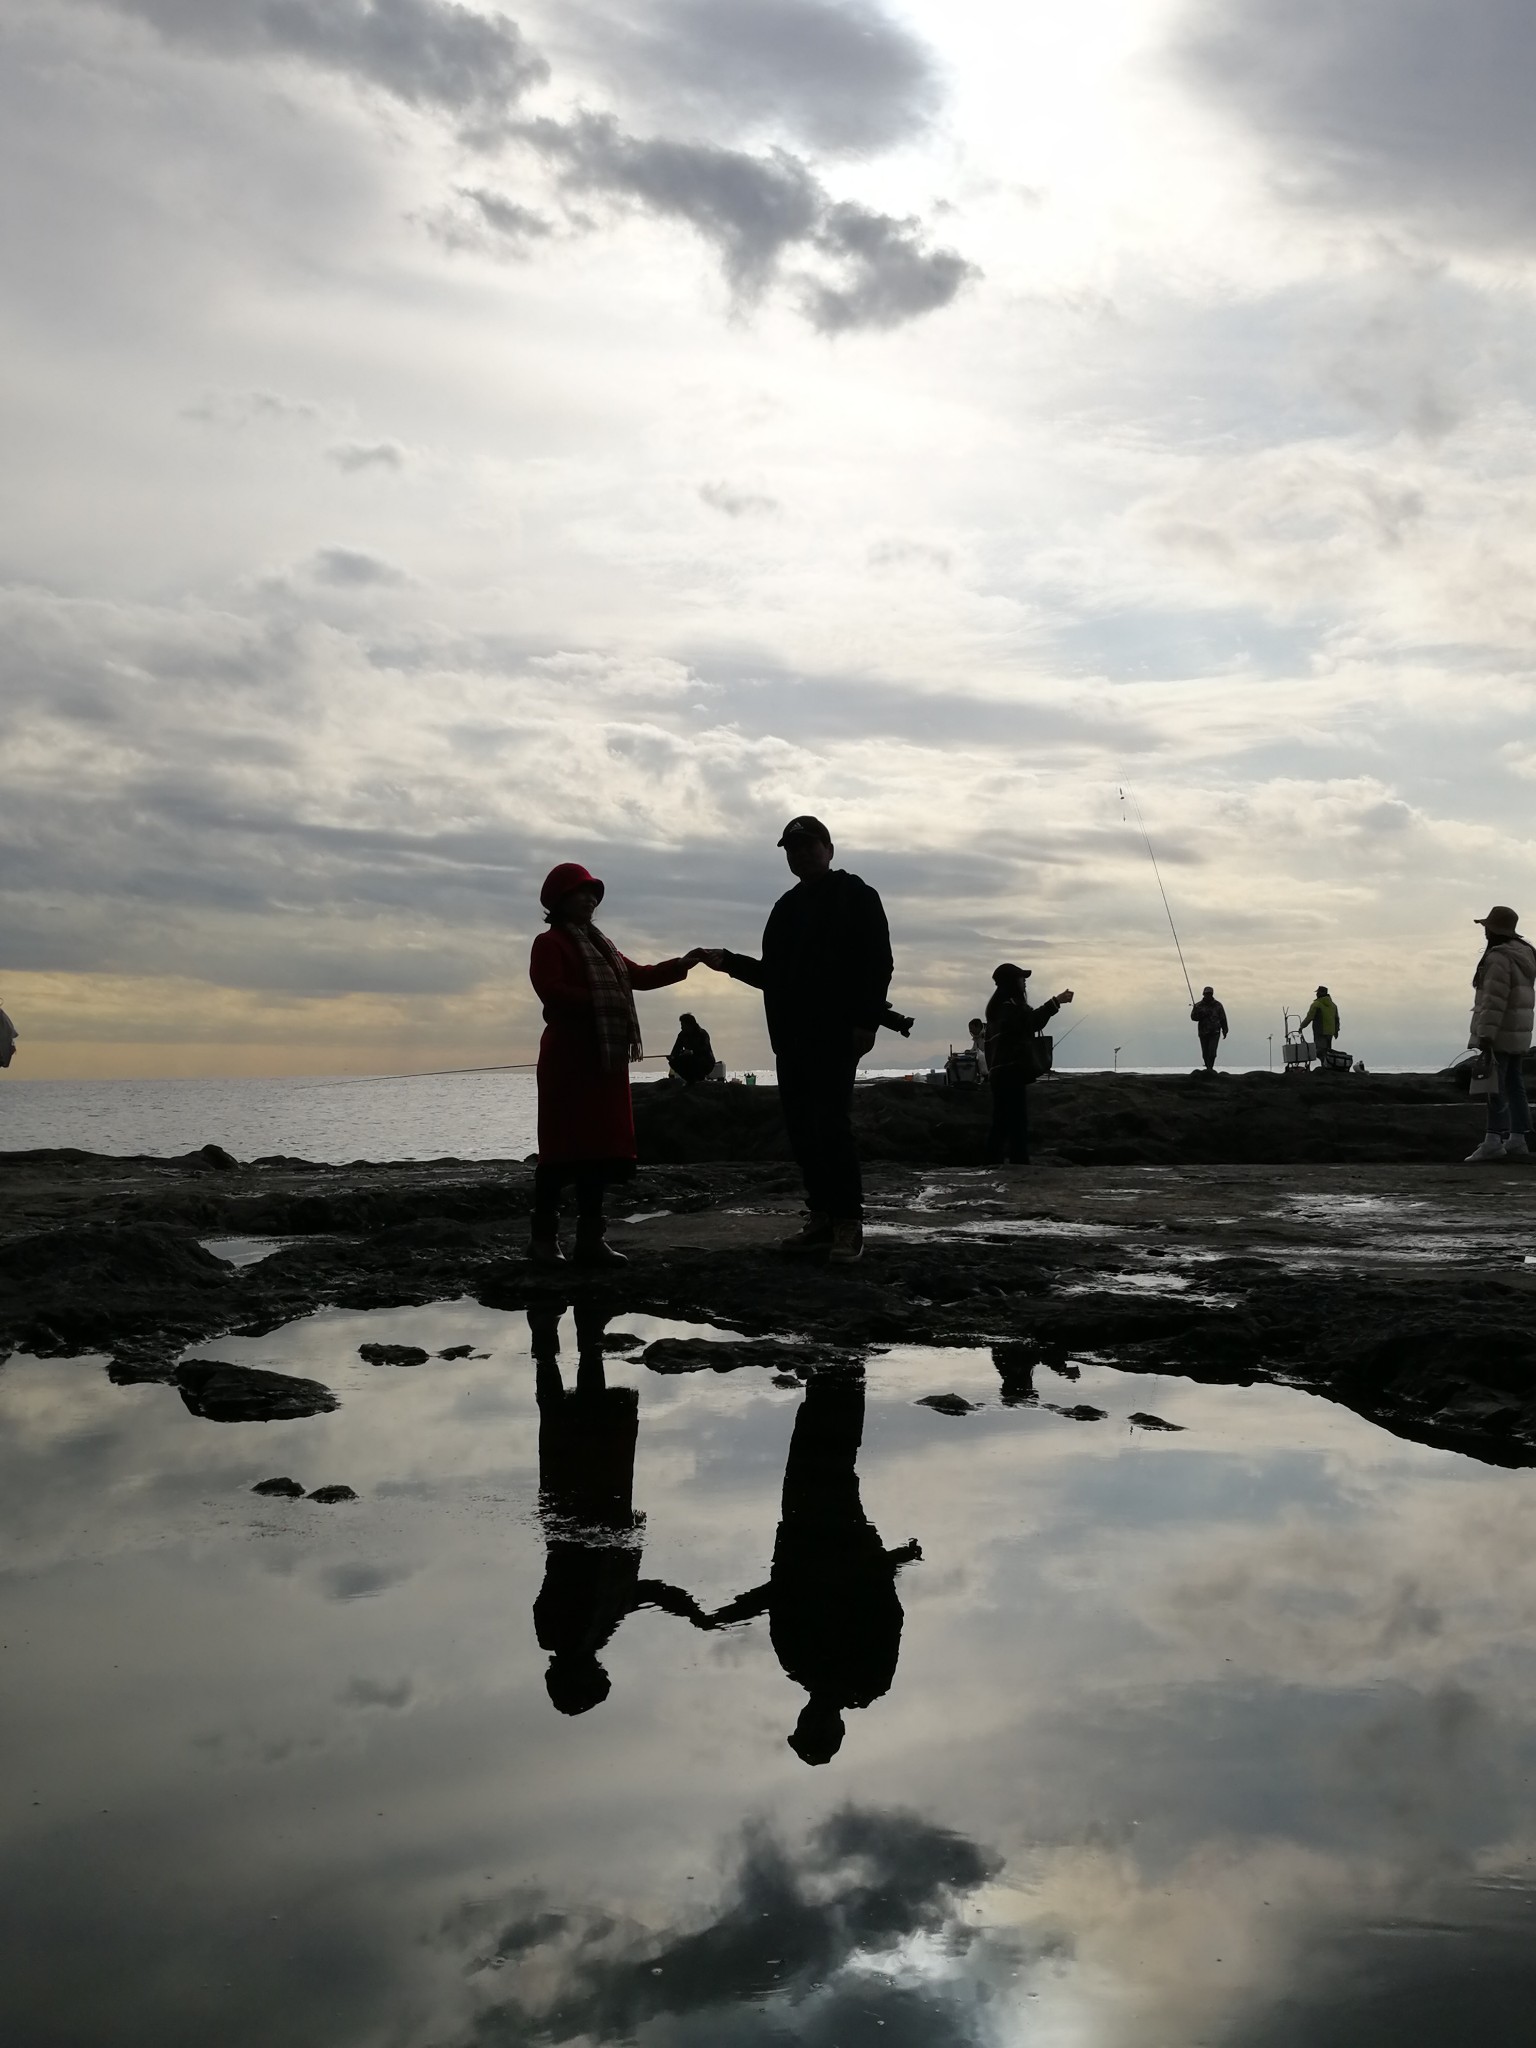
{"left": 302, "top": 1055, "right": 672, "bottom": 1089}
{"left": 1119, "top": 787, "right": 1195, "bottom": 1007}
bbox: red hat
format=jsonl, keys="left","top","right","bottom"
{"left": 540, "top": 862, "right": 605, "bottom": 911}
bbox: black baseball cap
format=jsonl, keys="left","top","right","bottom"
{"left": 777, "top": 814, "right": 832, "bottom": 847}
{"left": 992, "top": 962, "right": 1031, "bottom": 983}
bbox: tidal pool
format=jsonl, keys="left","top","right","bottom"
{"left": 3, "top": 1304, "right": 1535, "bottom": 2047}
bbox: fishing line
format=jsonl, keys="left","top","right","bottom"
{"left": 1119, "top": 787, "right": 1196, "bottom": 1007}
{"left": 301, "top": 1055, "right": 671, "bottom": 1089}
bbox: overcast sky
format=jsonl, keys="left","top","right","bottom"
{"left": 4, "top": 0, "right": 1536, "bottom": 1077}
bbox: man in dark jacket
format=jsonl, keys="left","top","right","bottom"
{"left": 704, "top": 816, "right": 892, "bottom": 1263}
{"left": 1190, "top": 986, "right": 1228, "bottom": 1072}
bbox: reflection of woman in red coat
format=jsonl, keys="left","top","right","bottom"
{"left": 530, "top": 862, "right": 702, "bottom": 1267}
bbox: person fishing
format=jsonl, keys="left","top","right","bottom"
{"left": 667, "top": 1013, "right": 717, "bottom": 1086}
{"left": 1190, "top": 986, "right": 1228, "bottom": 1073}
{"left": 1300, "top": 986, "right": 1340, "bottom": 1062}
{"left": 528, "top": 862, "right": 707, "bottom": 1266}
{"left": 699, "top": 815, "right": 893, "bottom": 1265}
{"left": 1464, "top": 905, "right": 1536, "bottom": 1163}
{"left": 984, "top": 963, "right": 1073, "bottom": 1165}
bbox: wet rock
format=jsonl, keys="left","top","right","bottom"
{"left": 437, "top": 1344, "right": 474, "bottom": 1359}
{"left": 603, "top": 1334, "right": 643, "bottom": 1352}
{"left": 0, "top": 1225, "right": 234, "bottom": 1350}
{"left": 772, "top": 1372, "right": 802, "bottom": 1388}
{"left": 176, "top": 1361, "right": 339, "bottom": 1422}
{"left": 1128, "top": 1412, "right": 1183, "bottom": 1432}
{"left": 1048, "top": 1403, "right": 1107, "bottom": 1421}
{"left": 308, "top": 1484, "right": 358, "bottom": 1503}
{"left": 643, "top": 1338, "right": 769, "bottom": 1374}
{"left": 917, "top": 1393, "right": 980, "bottom": 1416}
{"left": 252, "top": 1475, "right": 305, "bottom": 1497}
{"left": 359, "top": 1343, "right": 429, "bottom": 1368}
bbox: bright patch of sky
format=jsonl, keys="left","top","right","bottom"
{"left": 3, "top": 0, "right": 1535, "bottom": 1075}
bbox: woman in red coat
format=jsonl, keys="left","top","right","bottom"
{"left": 530, "top": 861, "right": 702, "bottom": 1266}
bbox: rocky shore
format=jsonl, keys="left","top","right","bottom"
{"left": 3, "top": 1073, "right": 1533, "bottom": 1471}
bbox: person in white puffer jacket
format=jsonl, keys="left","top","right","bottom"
{"left": 1465, "top": 904, "right": 1536, "bottom": 1161}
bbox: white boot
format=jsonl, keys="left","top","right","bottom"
{"left": 1504, "top": 1133, "right": 1532, "bottom": 1158}
{"left": 1466, "top": 1132, "right": 1508, "bottom": 1162}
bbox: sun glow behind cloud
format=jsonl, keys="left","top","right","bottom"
{"left": 2, "top": 0, "right": 1535, "bottom": 1075}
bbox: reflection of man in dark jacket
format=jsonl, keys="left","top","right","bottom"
{"left": 705, "top": 816, "right": 893, "bottom": 1263}
{"left": 711, "top": 1370, "right": 921, "bottom": 1765}
{"left": 1190, "top": 987, "right": 1228, "bottom": 1072}
{"left": 529, "top": 1305, "right": 710, "bottom": 1715}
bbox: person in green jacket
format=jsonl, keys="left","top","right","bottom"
{"left": 1300, "top": 986, "right": 1340, "bottom": 1062}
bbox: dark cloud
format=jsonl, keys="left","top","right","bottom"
{"left": 699, "top": 480, "right": 779, "bottom": 517}
{"left": 338, "top": 1675, "right": 415, "bottom": 1708}
{"left": 454, "top": 1807, "right": 1010, "bottom": 2045}
{"left": 563, "top": 0, "right": 944, "bottom": 155}
{"left": 109, "top": 0, "right": 548, "bottom": 142}
{"left": 1181, "top": 0, "right": 1536, "bottom": 249}
{"left": 429, "top": 185, "right": 557, "bottom": 253}
{"left": 311, "top": 546, "right": 406, "bottom": 586}
{"left": 521, "top": 112, "right": 975, "bottom": 328}
{"left": 326, "top": 441, "right": 405, "bottom": 471}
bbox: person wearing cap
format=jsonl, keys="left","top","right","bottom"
{"left": 700, "top": 816, "right": 892, "bottom": 1263}
{"left": 1190, "top": 986, "right": 1228, "bottom": 1073}
{"left": 529, "top": 862, "right": 706, "bottom": 1264}
{"left": 1299, "top": 986, "right": 1340, "bottom": 1062}
{"left": 667, "top": 1013, "right": 717, "bottom": 1087}
{"left": 984, "top": 963, "right": 1074, "bottom": 1164}
{"left": 1465, "top": 905, "right": 1536, "bottom": 1163}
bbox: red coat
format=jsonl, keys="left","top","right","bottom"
{"left": 530, "top": 927, "right": 688, "bottom": 1164}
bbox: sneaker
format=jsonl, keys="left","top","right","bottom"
{"left": 1504, "top": 1134, "right": 1532, "bottom": 1158}
{"left": 780, "top": 1211, "right": 833, "bottom": 1254}
{"left": 827, "top": 1219, "right": 864, "bottom": 1265}
{"left": 1465, "top": 1133, "right": 1508, "bottom": 1163}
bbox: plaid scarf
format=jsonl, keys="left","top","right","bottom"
{"left": 567, "top": 922, "right": 643, "bottom": 1073}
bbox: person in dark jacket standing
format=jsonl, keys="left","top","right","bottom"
{"left": 984, "top": 963, "right": 1073, "bottom": 1164}
{"left": 1190, "top": 986, "right": 1228, "bottom": 1072}
{"left": 701, "top": 816, "right": 892, "bottom": 1264}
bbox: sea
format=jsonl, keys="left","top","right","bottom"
{"left": 0, "top": 1061, "right": 1355, "bottom": 1163}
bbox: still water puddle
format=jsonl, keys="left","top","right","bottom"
{"left": 3, "top": 1307, "right": 1536, "bottom": 2046}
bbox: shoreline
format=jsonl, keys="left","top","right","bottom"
{"left": 3, "top": 1080, "right": 1534, "bottom": 1470}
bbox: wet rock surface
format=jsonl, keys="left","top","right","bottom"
{"left": 358, "top": 1343, "right": 429, "bottom": 1368}
{"left": 3, "top": 1081, "right": 1536, "bottom": 1468}
{"left": 175, "top": 1361, "right": 339, "bottom": 1423}
{"left": 252, "top": 1476, "right": 305, "bottom": 1498}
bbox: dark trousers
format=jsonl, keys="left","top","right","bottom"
{"left": 532, "top": 1163, "right": 608, "bottom": 1234}
{"left": 776, "top": 1043, "right": 862, "bottom": 1219}
{"left": 987, "top": 1068, "right": 1031, "bottom": 1163}
{"left": 1487, "top": 1052, "right": 1532, "bottom": 1138}
{"left": 1314, "top": 1032, "right": 1333, "bottom": 1062}
{"left": 1198, "top": 1029, "right": 1220, "bottom": 1071}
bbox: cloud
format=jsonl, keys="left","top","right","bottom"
{"left": 559, "top": 0, "right": 944, "bottom": 155}
{"left": 106, "top": 0, "right": 549, "bottom": 141}
{"left": 310, "top": 546, "right": 407, "bottom": 586}
{"left": 699, "top": 480, "right": 779, "bottom": 518}
{"left": 437, "top": 185, "right": 556, "bottom": 253}
{"left": 182, "top": 390, "right": 323, "bottom": 428}
{"left": 453, "top": 1807, "right": 1009, "bottom": 2045}
{"left": 1180, "top": 0, "right": 1536, "bottom": 251}
{"left": 520, "top": 112, "right": 975, "bottom": 328}
{"left": 326, "top": 440, "right": 405, "bottom": 471}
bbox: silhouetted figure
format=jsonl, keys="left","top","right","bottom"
{"left": 712, "top": 1370, "right": 921, "bottom": 1765}
{"left": 529, "top": 1304, "right": 710, "bottom": 1714}
{"left": 984, "top": 963, "right": 1073, "bottom": 1165}
{"left": 667, "top": 1012, "right": 717, "bottom": 1085}
{"left": 992, "top": 1340, "right": 1039, "bottom": 1407}
{"left": 701, "top": 815, "right": 893, "bottom": 1264}
{"left": 0, "top": 1003, "right": 16, "bottom": 1070}
{"left": 1299, "top": 985, "right": 1339, "bottom": 1062}
{"left": 1190, "top": 986, "right": 1228, "bottom": 1072}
